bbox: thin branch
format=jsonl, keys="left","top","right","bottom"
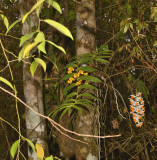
{"left": 0, "top": 86, "right": 121, "bottom": 143}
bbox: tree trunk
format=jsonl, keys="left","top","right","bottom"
{"left": 75, "top": 0, "right": 99, "bottom": 159}
{"left": 19, "top": 0, "right": 49, "bottom": 159}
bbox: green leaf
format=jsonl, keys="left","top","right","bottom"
{"left": 78, "top": 66, "right": 97, "bottom": 72}
{"left": 23, "top": 42, "right": 39, "bottom": 58}
{"left": 45, "top": 155, "right": 54, "bottom": 160}
{"left": 37, "top": 42, "right": 46, "bottom": 54}
{"left": 153, "top": 41, "right": 157, "bottom": 46}
{"left": 136, "top": 80, "right": 149, "bottom": 104}
{"left": 62, "top": 73, "right": 74, "bottom": 81}
{"left": 63, "top": 98, "right": 75, "bottom": 104}
{"left": 65, "top": 61, "right": 78, "bottom": 68}
{"left": 34, "top": 32, "right": 45, "bottom": 42}
{"left": 35, "top": 58, "right": 46, "bottom": 72}
{"left": 79, "top": 57, "right": 93, "bottom": 64}
{"left": 60, "top": 107, "right": 70, "bottom": 118}
{"left": 30, "top": 61, "right": 39, "bottom": 76}
{"left": 10, "top": 140, "right": 20, "bottom": 158}
{"left": 79, "top": 75, "right": 101, "bottom": 83}
{"left": 47, "top": 40, "right": 66, "bottom": 54}
{"left": 22, "top": 0, "right": 45, "bottom": 23}
{"left": 6, "top": 18, "right": 22, "bottom": 34}
{"left": 95, "top": 58, "right": 109, "bottom": 64}
{"left": 78, "top": 99, "right": 95, "bottom": 105}
{"left": 0, "top": 77, "right": 15, "bottom": 92}
{"left": 65, "top": 92, "right": 77, "bottom": 100}
{"left": 75, "top": 101, "right": 90, "bottom": 108}
{"left": 20, "top": 32, "right": 36, "bottom": 47}
{"left": 63, "top": 83, "right": 76, "bottom": 96}
{"left": 26, "top": 139, "right": 35, "bottom": 152}
{"left": 18, "top": 42, "right": 30, "bottom": 61}
{"left": 72, "top": 104, "right": 82, "bottom": 113}
{"left": 78, "top": 93, "right": 99, "bottom": 100}
{"left": 124, "top": 23, "right": 129, "bottom": 33}
{"left": 47, "top": 0, "right": 62, "bottom": 14}
{"left": 0, "top": 14, "right": 9, "bottom": 29}
{"left": 78, "top": 84, "right": 97, "bottom": 90}
{"left": 44, "top": 19, "right": 73, "bottom": 40}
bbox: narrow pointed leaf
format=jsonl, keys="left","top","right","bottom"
{"left": 26, "top": 139, "right": 35, "bottom": 152}
{"left": 46, "top": 155, "right": 54, "bottom": 160}
{"left": 62, "top": 73, "right": 74, "bottom": 81}
{"left": 20, "top": 32, "right": 36, "bottom": 47}
{"left": 47, "top": 40, "right": 66, "bottom": 54}
{"left": 95, "top": 58, "right": 109, "bottom": 64}
{"left": 78, "top": 93, "right": 99, "bottom": 100}
{"left": 78, "top": 75, "right": 101, "bottom": 82}
{"left": 22, "top": 0, "right": 45, "bottom": 23}
{"left": 44, "top": 19, "right": 73, "bottom": 40}
{"left": 35, "top": 58, "right": 46, "bottom": 72}
{"left": 63, "top": 83, "right": 76, "bottom": 96}
{"left": 78, "top": 66, "right": 97, "bottom": 72}
{"left": 0, "top": 14, "right": 9, "bottom": 29}
{"left": 78, "top": 84, "right": 97, "bottom": 90}
{"left": 65, "top": 92, "right": 77, "bottom": 100}
{"left": 47, "top": 0, "right": 62, "bottom": 14}
{"left": 30, "top": 61, "right": 39, "bottom": 76}
{"left": 0, "top": 77, "right": 15, "bottom": 92}
{"left": 6, "top": 17, "right": 22, "bottom": 34}
{"left": 34, "top": 31, "right": 45, "bottom": 42}
{"left": 37, "top": 42, "right": 46, "bottom": 54}
{"left": 10, "top": 140, "right": 20, "bottom": 158}
{"left": 23, "top": 42, "right": 39, "bottom": 58}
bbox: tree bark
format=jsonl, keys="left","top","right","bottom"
{"left": 75, "top": 0, "right": 99, "bottom": 159}
{"left": 19, "top": 0, "right": 49, "bottom": 159}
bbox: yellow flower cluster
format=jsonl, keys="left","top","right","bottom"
{"left": 67, "top": 67, "right": 74, "bottom": 74}
{"left": 76, "top": 80, "right": 82, "bottom": 86}
{"left": 67, "top": 67, "right": 88, "bottom": 85}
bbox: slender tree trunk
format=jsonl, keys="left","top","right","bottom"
{"left": 19, "top": 0, "right": 49, "bottom": 159}
{"left": 75, "top": 0, "right": 99, "bottom": 159}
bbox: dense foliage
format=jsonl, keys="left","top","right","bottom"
{"left": 0, "top": 0, "right": 156, "bottom": 159}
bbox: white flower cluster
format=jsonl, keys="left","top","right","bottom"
{"left": 129, "top": 93, "right": 145, "bottom": 127}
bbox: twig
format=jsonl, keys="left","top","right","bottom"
{"left": 0, "top": 86, "right": 121, "bottom": 143}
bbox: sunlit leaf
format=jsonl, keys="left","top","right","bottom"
{"left": 45, "top": 155, "right": 54, "bottom": 160}
{"left": 22, "top": 0, "right": 45, "bottom": 23}
{"left": 47, "top": 0, "right": 62, "bottom": 14}
{"left": 44, "top": 19, "right": 73, "bottom": 40}
{"left": 10, "top": 140, "right": 20, "bottom": 158}
{"left": 20, "top": 32, "right": 36, "bottom": 47}
{"left": 35, "top": 58, "right": 46, "bottom": 72}
{"left": 23, "top": 42, "right": 39, "bottom": 58}
{"left": 6, "top": 18, "right": 22, "bottom": 34}
{"left": 34, "top": 32, "right": 45, "bottom": 42}
{"left": 26, "top": 139, "right": 35, "bottom": 152}
{"left": 37, "top": 42, "right": 46, "bottom": 54}
{"left": 0, "top": 77, "right": 15, "bottom": 92}
{"left": 30, "top": 61, "right": 39, "bottom": 76}
{"left": 35, "top": 143, "right": 44, "bottom": 159}
{"left": 0, "top": 14, "right": 9, "bottom": 29}
{"left": 47, "top": 40, "right": 66, "bottom": 54}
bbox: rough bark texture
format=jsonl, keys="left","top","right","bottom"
{"left": 19, "top": 0, "right": 49, "bottom": 159}
{"left": 75, "top": 0, "right": 99, "bottom": 159}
